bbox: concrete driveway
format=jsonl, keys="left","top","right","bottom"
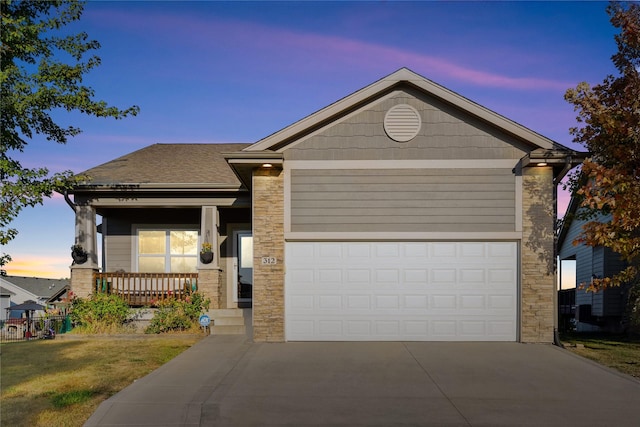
{"left": 85, "top": 335, "right": 640, "bottom": 426}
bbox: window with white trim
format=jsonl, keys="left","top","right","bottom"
{"left": 137, "top": 229, "right": 198, "bottom": 273}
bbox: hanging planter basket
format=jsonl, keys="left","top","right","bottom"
{"left": 71, "top": 252, "right": 89, "bottom": 264}
{"left": 71, "top": 245, "right": 88, "bottom": 265}
{"left": 200, "top": 251, "right": 214, "bottom": 264}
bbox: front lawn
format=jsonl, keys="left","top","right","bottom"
{"left": 561, "top": 333, "right": 640, "bottom": 379}
{"left": 0, "top": 335, "right": 203, "bottom": 427}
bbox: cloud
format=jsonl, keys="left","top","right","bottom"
{"left": 87, "top": 7, "right": 573, "bottom": 92}
{"left": 4, "top": 255, "right": 70, "bottom": 279}
{"left": 275, "top": 32, "right": 573, "bottom": 91}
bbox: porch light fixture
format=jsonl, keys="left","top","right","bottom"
{"left": 262, "top": 163, "right": 273, "bottom": 168}
{"left": 536, "top": 162, "right": 548, "bottom": 167}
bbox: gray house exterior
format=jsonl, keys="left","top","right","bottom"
{"left": 557, "top": 196, "right": 630, "bottom": 332}
{"left": 67, "top": 68, "right": 584, "bottom": 342}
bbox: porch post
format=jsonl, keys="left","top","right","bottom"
{"left": 70, "top": 204, "right": 99, "bottom": 298}
{"left": 198, "top": 206, "right": 221, "bottom": 309}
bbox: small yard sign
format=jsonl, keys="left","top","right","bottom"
{"left": 199, "top": 314, "right": 211, "bottom": 328}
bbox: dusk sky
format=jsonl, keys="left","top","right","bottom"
{"left": 5, "top": 1, "right": 618, "bottom": 279}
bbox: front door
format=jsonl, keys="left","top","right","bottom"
{"left": 234, "top": 231, "right": 253, "bottom": 307}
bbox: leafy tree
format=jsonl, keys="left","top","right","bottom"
{"left": 0, "top": 0, "right": 139, "bottom": 274}
{"left": 564, "top": 2, "right": 639, "bottom": 324}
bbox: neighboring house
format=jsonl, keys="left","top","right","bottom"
{"left": 0, "top": 286, "right": 16, "bottom": 321}
{"left": 66, "top": 68, "right": 585, "bottom": 343}
{"left": 0, "top": 276, "right": 70, "bottom": 318}
{"left": 557, "top": 195, "right": 630, "bottom": 332}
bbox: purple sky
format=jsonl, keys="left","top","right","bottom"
{"left": 6, "top": 1, "right": 616, "bottom": 279}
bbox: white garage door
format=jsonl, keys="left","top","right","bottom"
{"left": 285, "top": 241, "right": 518, "bottom": 341}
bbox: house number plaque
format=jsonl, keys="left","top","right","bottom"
{"left": 261, "top": 257, "right": 277, "bottom": 265}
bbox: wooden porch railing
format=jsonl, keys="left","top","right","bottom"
{"left": 93, "top": 272, "right": 198, "bottom": 307}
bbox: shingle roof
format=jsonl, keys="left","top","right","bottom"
{"left": 79, "top": 143, "right": 251, "bottom": 186}
{"left": 2, "top": 276, "right": 70, "bottom": 298}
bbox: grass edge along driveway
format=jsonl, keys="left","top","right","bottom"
{"left": 0, "top": 334, "right": 203, "bottom": 427}
{"left": 561, "top": 332, "right": 640, "bottom": 379}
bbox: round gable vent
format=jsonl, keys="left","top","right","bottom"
{"left": 384, "top": 104, "right": 421, "bottom": 142}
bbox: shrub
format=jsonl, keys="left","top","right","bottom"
{"left": 70, "top": 293, "right": 133, "bottom": 334}
{"left": 145, "top": 292, "right": 210, "bottom": 334}
{"left": 628, "top": 283, "right": 640, "bottom": 335}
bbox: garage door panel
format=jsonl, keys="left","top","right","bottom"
{"left": 404, "top": 295, "right": 429, "bottom": 309}
{"left": 488, "top": 294, "right": 515, "bottom": 309}
{"left": 403, "top": 269, "right": 428, "bottom": 283}
{"left": 347, "top": 269, "right": 371, "bottom": 283}
{"left": 431, "top": 242, "right": 457, "bottom": 257}
{"left": 318, "top": 320, "right": 342, "bottom": 336}
{"left": 431, "top": 269, "right": 457, "bottom": 284}
{"left": 285, "top": 241, "right": 518, "bottom": 341}
{"left": 460, "top": 242, "right": 487, "bottom": 257}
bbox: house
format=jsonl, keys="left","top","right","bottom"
{"left": 557, "top": 195, "right": 630, "bottom": 332}
{"left": 0, "top": 286, "right": 16, "bottom": 321}
{"left": 66, "top": 68, "right": 585, "bottom": 342}
{"left": 0, "top": 276, "right": 70, "bottom": 319}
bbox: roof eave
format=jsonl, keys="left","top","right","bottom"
{"left": 223, "top": 151, "right": 285, "bottom": 189}
{"left": 66, "top": 182, "right": 246, "bottom": 193}
{"left": 520, "top": 149, "right": 588, "bottom": 183}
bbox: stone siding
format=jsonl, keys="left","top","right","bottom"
{"left": 198, "top": 268, "right": 221, "bottom": 309}
{"left": 252, "top": 168, "right": 285, "bottom": 342}
{"left": 520, "top": 167, "right": 555, "bottom": 343}
{"left": 70, "top": 267, "right": 97, "bottom": 299}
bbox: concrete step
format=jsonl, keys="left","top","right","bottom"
{"left": 208, "top": 308, "right": 245, "bottom": 317}
{"left": 207, "top": 308, "right": 251, "bottom": 336}
{"left": 211, "top": 325, "right": 247, "bottom": 335}
{"left": 213, "top": 317, "right": 245, "bottom": 326}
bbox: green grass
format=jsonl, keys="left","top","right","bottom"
{"left": 0, "top": 334, "right": 203, "bottom": 427}
{"left": 560, "top": 332, "right": 640, "bottom": 379}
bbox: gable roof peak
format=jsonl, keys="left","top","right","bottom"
{"left": 244, "top": 68, "right": 572, "bottom": 153}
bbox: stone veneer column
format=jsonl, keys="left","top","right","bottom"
{"left": 252, "top": 167, "right": 285, "bottom": 342}
{"left": 198, "top": 269, "right": 221, "bottom": 309}
{"left": 70, "top": 267, "right": 96, "bottom": 299}
{"left": 70, "top": 204, "right": 99, "bottom": 298}
{"left": 520, "top": 166, "right": 555, "bottom": 343}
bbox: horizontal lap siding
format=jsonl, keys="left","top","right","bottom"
{"left": 105, "top": 218, "right": 133, "bottom": 272}
{"left": 290, "top": 169, "right": 515, "bottom": 233}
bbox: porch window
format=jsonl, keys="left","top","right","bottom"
{"left": 137, "top": 229, "right": 198, "bottom": 273}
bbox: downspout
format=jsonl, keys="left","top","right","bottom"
{"left": 553, "top": 155, "right": 572, "bottom": 347}
{"left": 553, "top": 155, "right": 573, "bottom": 186}
{"left": 63, "top": 190, "right": 77, "bottom": 213}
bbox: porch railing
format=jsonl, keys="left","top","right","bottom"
{"left": 93, "top": 272, "right": 198, "bottom": 307}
